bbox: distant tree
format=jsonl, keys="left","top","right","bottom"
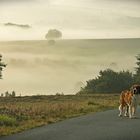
{"left": 78, "top": 69, "right": 133, "bottom": 94}
{"left": 5, "top": 91, "right": 9, "bottom": 97}
{"left": 45, "top": 29, "right": 62, "bottom": 40}
{"left": 55, "top": 92, "right": 64, "bottom": 96}
{"left": 11, "top": 91, "right": 16, "bottom": 97}
{"left": 1, "top": 93, "right": 4, "bottom": 97}
{"left": 134, "top": 54, "right": 140, "bottom": 84}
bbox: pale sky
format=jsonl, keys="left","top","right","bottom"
{"left": 0, "top": 0, "right": 140, "bottom": 40}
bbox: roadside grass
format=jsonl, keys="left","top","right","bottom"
{"left": 0, "top": 94, "right": 119, "bottom": 136}
{"left": 0, "top": 115, "right": 17, "bottom": 126}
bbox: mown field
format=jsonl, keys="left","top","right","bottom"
{"left": 0, "top": 94, "right": 119, "bottom": 136}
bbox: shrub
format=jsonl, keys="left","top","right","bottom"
{"left": 0, "top": 115, "right": 17, "bottom": 126}
{"left": 88, "top": 101, "right": 99, "bottom": 106}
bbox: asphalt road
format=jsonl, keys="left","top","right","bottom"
{"left": 1, "top": 108, "right": 140, "bottom": 140}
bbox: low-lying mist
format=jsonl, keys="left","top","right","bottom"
{"left": 0, "top": 39, "right": 139, "bottom": 95}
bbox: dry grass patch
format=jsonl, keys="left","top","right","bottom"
{"left": 0, "top": 94, "right": 119, "bottom": 136}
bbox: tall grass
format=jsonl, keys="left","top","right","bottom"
{"left": 0, "top": 94, "right": 119, "bottom": 136}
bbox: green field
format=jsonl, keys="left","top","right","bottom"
{"left": 0, "top": 94, "right": 119, "bottom": 136}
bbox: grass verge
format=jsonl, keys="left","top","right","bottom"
{"left": 0, "top": 94, "right": 119, "bottom": 136}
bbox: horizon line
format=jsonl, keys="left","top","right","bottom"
{"left": 0, "top": 37, "right": 140, "bottom": 42}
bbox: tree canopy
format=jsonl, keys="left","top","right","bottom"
{"left": 0, "top": 54, "right": 6, "bottom": 79}
{"left": 78, "top": 69, "right": 133, "bottom": 94}
{"left": 134, "top": 54, "right": 140, "bottom": 84}
{"left": 45, "top": 29, "right": 62, "bottom": 40}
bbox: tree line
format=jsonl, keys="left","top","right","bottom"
{"left": 78, "top": 54, "right": 140, "bottom": 94}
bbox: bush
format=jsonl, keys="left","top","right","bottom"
{"left": 0, "top": 115, "right": 17, "bottom": 126}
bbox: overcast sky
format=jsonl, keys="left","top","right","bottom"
{"left": 0, "top": 0, "right": 140, "bottom": 40}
